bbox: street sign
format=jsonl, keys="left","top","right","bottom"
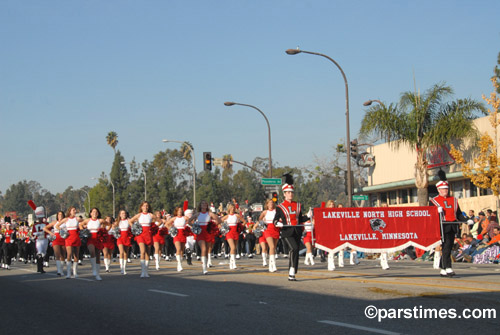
{"left": 261, "top": 178, "right": 282, "bottom": 185}
{"left": 352, "top": 195, "right": 369, "bottom": 201}
{"left": 213, "top": 158, "right": 223, "bottom": 166}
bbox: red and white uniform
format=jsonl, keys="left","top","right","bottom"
{"left": 136, "top": 213, "right": 153, "bottom": 246}
{"left": 65, "top": 217, "right": 81, "bottom": 247}
{"left": 4, "top": 229, "right": 15, "bottom": 244}
{"left": 103, "top": 226, "right": 116, "bottom": 249}
{"left": 173, "top": 216, "right": 187, "bottom": 243}
{"left": 263, "top": 209, "right": 280, "bottom": 240}
{"left": 303, "top": 220, "right": 313, "bottom": 244}
{"left": 87, "top": 219, "right": 103, "bottom": 250}
{"left": 278, "top": 201, "right": 301, "bottom": 226}
{"left": 195, "top": 212, "right": 211, "bottom": 241}
{"left": 52, "top": 221, "right": 66, "bottom": 246}
{"left": 32, "top": 222, "right": 47, "bottom": 240}
{"left": 153, "top": 221, "right": 165, "bottom": 244}
{"left": 117, "top": 220, "right": 132, "bottom": 247}
{"left": 430, "top": 195, "right": 460, "bottom": 234}
{"left": 225, "top": 214, "right": 240, "bottom": 240}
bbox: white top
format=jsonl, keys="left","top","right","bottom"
{"left": 138, "top": 213, "right": 152, "bottom": 227}
{"left": 264, "top": 210, "right": 276, "bottom": 224}
{"left": 173, "top": 217, "right": 186, "bottom": 229}
{"left": 87, "top": 219, "right": 100, "bottom": 233}
{"left": 227, "top": 214, "right": 238, "bottom": 226}
{"left": 66, "top": 217, "right": 79, "bottom": 231}
{"left": 54, "top": 221, "right": 64, "bottom": 233}
{"left": 119, "top": 220, "right": 129, "bottom": 231}
{"left": 197, "top": 212, "right": 210, "bottom": 226}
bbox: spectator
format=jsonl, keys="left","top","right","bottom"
{"left": 485, "top": 218, "right": 500, "bottom": 240}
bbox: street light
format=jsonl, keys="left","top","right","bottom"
{"left": 162, "top": 139, "right": 196, "bottom": 206}
{"left": 286, "top": 48, "right": 353, "bottom": 207}
{"left": 121, "top": 161, "right": 147, "bottom": 201}
{"left": 224, "top": 102, "right": 273, "bottom": 177}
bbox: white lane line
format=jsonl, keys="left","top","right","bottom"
{"left": 13, "top": 267, "right": 95, "bottom": 282}
{"left": 148, "top": 289, "right": 189, "bottom": 297}
{"left": 318, "top": 320, "right": 401, "bottom": 335}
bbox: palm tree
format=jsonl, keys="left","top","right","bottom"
{"left": 180, "top": 141, "right": 193, "bottom": 161}
{"left": 359, "top": 83, "right": 486, "bottom": 205}
{"left": 106, "top": 131, "right": 119, "bottom": 154}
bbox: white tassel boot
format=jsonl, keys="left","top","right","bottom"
{"left": 262, "top": 253, "right": 267, "bottom": 267}
{"left": 176, "top": 255, "right": 183, "bottom": 272}
{"left": 154, "top": 254, "right": 160, "bottom": 270}
{"left": 338, "top": 251, "right": 344, "bottom": 267}
{"left": 433, "top": 251, "right": 441, "bottom": 270}
{"left": 202, "top": 256, "right": 208, "bottom": 274}
{"left": 328, "top": 253, "right": 335, "bottom": 271}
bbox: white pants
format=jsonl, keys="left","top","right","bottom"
{"left": 36, "top": 239, "right": 48, "bottom": 257}
{"left": 186, "top": 236, "right": 195, "bottom": 250}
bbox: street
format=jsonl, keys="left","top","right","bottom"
{"left": 1, "top": 256, "right": 499, "bottom": 335}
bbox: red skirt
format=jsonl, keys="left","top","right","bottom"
{"left": 226, "top": 225, "right": 239, "bottom": 240}
{"left": 53, "top": 233, "right": 66, "bottom": 246}
{"left": 103, "top": 235, "right": 116, "bottom": 249}
{"left": 263, "top": 224, "right": 280, "bottom": 240}
{"left": 303, "top": 231, "right": 312, "bottom": 244}
{"left": 258, "top": 235, "right": 266, "bottom": 244}
{"left": 87, "top": 233, "right": 103, "bottom": 250}
{"left": 135, "top": 226, "right": 153, "bottom": 246}
{"left": 65, "top": 230, "right": 81, "bottom": 247}
{"left": 153, "top": 231, "right": 165, "bottom": 244}
{"left": 173, "top": 228, "right": 187, "bottom": 244}
{"left": 195, "top": 226, "right": 211, "bottom": 242}
{"left": 117, "top": 231, "right": 132, "bottom": 247}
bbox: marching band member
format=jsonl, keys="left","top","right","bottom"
{"left": 184, "top": 209, "right": 195, "bottom": 266}
{"left": 115, "top": 210, "right": 132, "bottom": 275}
{"left": 102, "top": 216, "right": 116, "bottom": 273}
{"left": 129, "top": 201, "right": 154, "bottom": 278}
{"left": 259, "top": 199, "right": 280, "bottom": 272}
{"left": 188, "top": 200, "right": 221, "bottom": 274}
{"left": 32, "top": 208, "right": 48, "bottom": 274}
{"left": 56, "top": 207, "right": 82, "bottom": 279}
{"left": 220, "top": 204, "right": 246, "bottom": 270}
{"left": 273, "top": 175, "right": 309, "bottom": 281}
{"left": 44, "top": 211, "right": 67, "bottom": 276}
{"left": 152, "top": 211, "right": 166, "bottom": 271}
{"left": 79, "top": 208, "right": 105, "bottom": 280}
{"left": 1, "top": 219, "right": 16, "bottom": 270}
{"left": 303, "top": 219, "right": 314, "bottom": 266}
{"left": 430, "top": 173, "right": 467, "bottom": 277}
{"left": 165, "top": 207, "right": 189, "bottom": 272}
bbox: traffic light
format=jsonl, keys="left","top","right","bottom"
{"left": 272, "top": 191, "right": 278, "bottom": 203}
{"left": 203, "top": 152, "right": 212, "bottom": 171}
{"left": 350, "top": 139, "right": 359, "bottom": 159}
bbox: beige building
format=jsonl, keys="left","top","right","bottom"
{"left": 359, "top": 116, "right": 499, "bottom": 212}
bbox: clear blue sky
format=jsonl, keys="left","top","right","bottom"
{"left": 1, "top": 0, "right": 499, "bottom": 194}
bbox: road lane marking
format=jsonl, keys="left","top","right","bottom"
{"left": 318, "top": 320, "right": 401, "bottom": 335}
{"left": 12, "top": 267, "right": 95, "bottom": 282}
{"left": 148, "top": 289, "right": 189, "bottom": 297}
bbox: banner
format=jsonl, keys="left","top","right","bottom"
{"left": 313, "top": 206, "right": 442, "bottom": 253}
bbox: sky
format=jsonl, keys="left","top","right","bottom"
{"left": 1, "top": 0, "right": 499, "bottom": 195}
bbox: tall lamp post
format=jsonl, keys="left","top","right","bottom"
{"left": 224, "top": 102, "right": 273, "bottom": 178}
{"left": 286, "top": 48, "right": 353, "bottom": 207}
{"left": 162, "top": 139, "right": 196, "bottom": 206}
{"left": 121, "top": 161, "right": 147, "bottom": 201}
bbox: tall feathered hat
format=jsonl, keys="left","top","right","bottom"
{"left": 282, "top": 172, "right": 294, "bottom": 192}
{"left": 436, "top": 169, "right": 449, "bottom": 189}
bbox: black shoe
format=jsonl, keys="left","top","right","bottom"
{"left": 288, "top": 275, "right": 296, "bottom": 281}
{"left": 40, "top": 270, "right": 46, "bottom": 274}
{"left": 447, "top": 271, "right": 456, "bottom": 277}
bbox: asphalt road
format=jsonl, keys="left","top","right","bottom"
{"left": 2, "top": 255, "right": 499, "bottom": 335}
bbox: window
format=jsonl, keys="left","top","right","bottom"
{"left": 389, "top": 191, "right": 397, "bottom": 205}
{"left": 469, "top": 181, "right": 478, "bottom": 197}
{"left": 400, "top": 189, "right": 408, "bottom": 204}
{"left": 451, "top": 181, "right": 463, "bottom": 199}
{"left": 370, "top": 194, "right": 378, "bottom": 207}
{"left": 410, "top": 188, "right": 418, "bottom": 203}
{"left": 480, "top": 187, "right": 492, "bottom": 196}
{"left": 379, "top": 192, "right": 387, "bottom": 204}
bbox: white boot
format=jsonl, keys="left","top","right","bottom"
{"left": 230, "top": 254, "right": 236, "bottom": 269}
{"left": 72, "top": 262, "right": 78, "bottom": 278}
{"left": 208, "top": 254, "right": 213, "bottom": 268}
{"left": 433, "top": 251, "right": 441, "bottom": 269}
{"left": 262, "top": 253, "right": 268, "bottom": 267}
{"left": 328, "top": 253, "right": 335, "bottom": 271}
{"left": 90, "top": 257, "right": 97, "bottom": 276}
{"left": 56, "top": 260, "right": 62, "bottom": 275}
{"left": 104, "top": 258, "right": 110, "bottom": 272}
{"left": 122, "top": 258, "right": 127, "bottom": 275}
{"left": 350, "top": 251, "right": 359, "bottom": 265}
{"left": 381, "top": 252, "right": 389, "bottom": 270}
{"left": 154, "top": 254, "right": 160, "bottom": 270}
{"left": 66, "top": 262, "right": 72, "bottom": 279}
{"left": 176, "top": 255, "right": 183, "bottom": 272}
{"left": 269, "top": 256, "right": 276, "bottom": 272}
{"left": 202, "top": 256, "right": 208, "bottom": 274}
{"left": 95, "top": 262, "right": 102, "bottom": 281}
{"left": 119, "top": 258, "right": 124, "bottom": 274}
{"left": 140, "top": 260, "right": 146, "bottom": 278}
{"left": 338, "top": 251, "right": 344, "bottom": 267}
{"left": 144, "top": 260, "right": 150, "bottom": 277}
{"left": 304, "top": 253, "right": 310, "bottom": 265}
{"left": 309, "top": 253, "right": 315, "bottom": 265}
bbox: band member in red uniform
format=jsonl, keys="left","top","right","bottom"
{"left": 115, "top": 210, "right": 132, "bottom": 275}
{"left": 79, "top": 208, "right": 105, "bottom": 280}
{"left": 129, "top": 202, "right": 154, "bottom": 278}
{"left": 220, "top": 204, "right": 246, "bottom": 270}
{"left": 44, "top": 211, "right": 67, "bottom": 276}
{"left": 430, "top": 174, "right": 466, "bottom": 277}
{"left": 56, "top": 207, "right": 83, "bottom": 279}
{"left": 32, "top": 207, "right": 49, "bottom": 274}
{"left": 259, "top": 199, "right": 280, "bottom": 272}
{"left": 273, "top": 175, "right": 309, "bottom": 281}
{"left": 2, "top": 219, "right": 16, "bottom": 270}
{"left": 188, "top": 200, "right": 221, "bottom": 274}
{"left": 152, "top": 211, "right": 166, "bottom": 271}
{"left": 102, "top": 216, "right": 116, "bottom": 273}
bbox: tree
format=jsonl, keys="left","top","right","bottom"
{"left": 106, "top": 131, "right": 119, "bottom": 154}
{"left": 450, "top": 62, "right": 500, "bottom": 198}
{"left": 360, "top": 83, "right": 486, "bottom": 205}
{"left": 109, "top": 150, "right": 129, "bottom": 211}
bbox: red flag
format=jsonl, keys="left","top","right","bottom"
{"left": 28, "top": 200, "right": 36, "bottom": 210}
{"left": 183, "top": 200, "right": 189, "bottom": 211}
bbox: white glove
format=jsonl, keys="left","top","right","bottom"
{"left": 437, "top": 207, "right": 444, "bottom": 214}
{"left": 467, "top": 219, "right": 474, "bottom": 226}
{"left": 276, "top": 222, "right": 284, "bottom": 228}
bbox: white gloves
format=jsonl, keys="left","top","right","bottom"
{"left": 275, "top": 222, "right": 284, "bottom": 228}
{"left": 437, "top": 207, "right": 444, "bottom": 214}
